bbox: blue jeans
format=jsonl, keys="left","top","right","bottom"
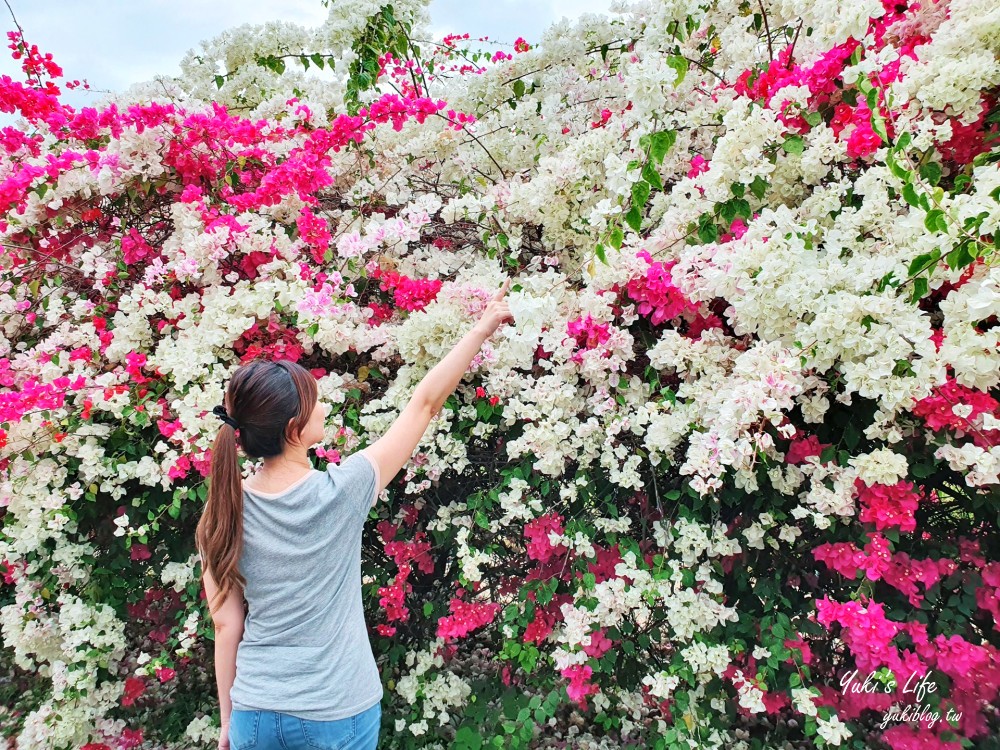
{"left": 229, "top": 703, "right": 381, "bottom": 750}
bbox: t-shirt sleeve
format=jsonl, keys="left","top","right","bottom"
{"left": 328, "top": 449, "right": 380, "bottom": 523}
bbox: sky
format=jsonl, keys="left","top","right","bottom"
{"left": 0, "top": 0, "right": 614, "bottom": 109}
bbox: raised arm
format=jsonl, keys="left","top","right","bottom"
{"left": 360, "top": 278, "right": 512, "bottom": 501}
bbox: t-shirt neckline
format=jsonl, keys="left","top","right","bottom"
{"left": 243, "top": 469, "right": 320, "bottom": 499}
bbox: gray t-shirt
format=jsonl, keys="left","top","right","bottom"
{"left": 228, "top": 449, "right": 383, "bottom": 720}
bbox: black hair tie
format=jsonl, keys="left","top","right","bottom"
{"left": 212, "top": 404, "right": 240, "bottom": 430}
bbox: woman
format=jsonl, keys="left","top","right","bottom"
{"left": 195, "top": 278, "right": 512, "bottom": 750}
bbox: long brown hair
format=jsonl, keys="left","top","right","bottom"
{"left": 195, "top": 357, "right": 319, "bottom": 618}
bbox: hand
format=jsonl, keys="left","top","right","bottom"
{"left": 219, "top": 719, "right": 230, "bottom": 750}
{"left": 475, "top": 277, "right": 514, "bottom": 338}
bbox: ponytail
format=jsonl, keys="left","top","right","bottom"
{"left": 194, "top": 358, "right": 319, "bottom": 618}
{"left": 196, "top": 413, "right": 247, "bottom": 618}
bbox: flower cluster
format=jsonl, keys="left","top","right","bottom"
{"left": 1, "top": 0, "right": 999, "bottom": 748}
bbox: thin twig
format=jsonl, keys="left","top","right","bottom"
{"left": 786, "top": 19, "right": 804, "bottom": 69}
{"left": 757, "top": 0, "right": 774, "bottom": 62}
{"left": 3, "top": 0, "right": 42, "bottom": 88}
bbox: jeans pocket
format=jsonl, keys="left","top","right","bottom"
{"left": 300, "top": 715, "right": 356, "bottom": 750}
{"left": 229, "top": 710, "right": 260, "bottom": 750}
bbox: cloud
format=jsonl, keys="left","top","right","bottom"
{"left": 0, "top": 0, "right": 611, "bottom": 111}
{"left": 0, "top": 0, "right": 327, "bottom": 94}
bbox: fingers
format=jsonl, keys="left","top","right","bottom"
{"left": 493, "top": 277, "right": 512, "bottom": 301}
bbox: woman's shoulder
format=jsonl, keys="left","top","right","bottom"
{"left": 243, "top": 469, "right": 322, "bottom": 498}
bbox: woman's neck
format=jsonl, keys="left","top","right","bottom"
{"left": 259, "top": 449, "right": 313, "bottom": 475}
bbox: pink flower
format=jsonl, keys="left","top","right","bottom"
{"left": 687, "top": 154, "right": 709, "bottom": 178}
{"left": 582, "top": 628, "right": 613, "bottom": 659}
{"left": 844, "top": 102, "right": 883, "bottom": 158}
{"left": 371, "top": 267, "right": 442, "bottom": 312}
{"left": 296, "top": 206, "right": 332, "bottom": 263}
{"left": 120, "top": 728, "right": 144, "bottom": 749}
{"left": 911, "top": 377, "right": 1000, "bottom": 448}
{"left": 881, "top": 725, "right": 963, "bottom": 750}
{"left": 154, "top": 666, "right": 176, "bottom": 683}
{"left": 625, "top": 250, "right": 701, "bottom": 326}
{"left": 565, "top": 314, "right": 613, "bottom": 363}
{"left": 562, "top": 664, "right": 600, "bottom": 710}
{"left": 121, "top": 676, "right": 147, "bottom": 706}
{"left": 786, "top": 434, "right": 831, "bottom": 465}
{"left": 856, "top": 479, "right": 921, "bottom": 534}
{"left": 436, "top": 598, "right": 501, "bottom": 641}
{"left": 524, "top": 513, "right": 565, "bottom": 563}
{"left": 120, "top": 229, "right": 155, "bottom": 265}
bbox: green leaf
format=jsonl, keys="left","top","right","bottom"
{"left": 843, "top": 421, "right": 861, "bottom": 450}
{"left": 885, "top": 151, "right": 908, "bottom": 180}
{"left": 720, "top": 199, "right": 738, "bottom": 226}
{"left": 920, "top": 161, "right": 942, "bottom": 187}
{"left": 908, "top": 251, "right": 939, "bottom": 277}
{"left": 595, "top": 243, "right": 607, "bottom": 264}
{"left": 641, "top": 161, "right": 662, "bottom": 191}
{"left": 648, "top": 130, "right": 676, "bottom": 164}
{"left": 631, "top": 180, "right": 651, "bottom": 210}
{"left": 946, "top": 241, "right": 976, "bottom": 271}
{"left": 697, "top": 213, "right": 718, "bottom": 244}
{"left": 665, "top": 55, "right": 688, "bottom": 86}
{"left": 924, "top": 208, "right": 946, "bottom": 234}
{"left": 512, "top": 79, "right": 525, "bottom": 98}
{"left": 455, "top": 726, "right": 483, "bottom": 750}
{"left": 609, "top": 228, "right": 624, "bottom": 250}
{"left": 214, "top": 75, "right": 225, "bottom": 89}
{"left": 749, "top": 176, "right": 769, "bottom": 200}
{"left": 871, "top": 113, "right": 887, "bottom": 144}
{"left": 624, "top": 206, "right": 642, "bottom": 233}
{"left": 781, "top": 135, "right": 804, "bottom": 154}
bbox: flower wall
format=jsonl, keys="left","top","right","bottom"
{"left": 1, "top": 0, "right": 999, "bottom": 748}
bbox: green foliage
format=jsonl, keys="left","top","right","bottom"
{"left": 346, "top": 5, "right": 416, "bottom": 115}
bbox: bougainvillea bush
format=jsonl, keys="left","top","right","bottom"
{"left": 1, "top": 0, "right": 999, "bottom": 747}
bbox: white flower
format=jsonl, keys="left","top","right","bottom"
{"left": 642, "top": 671, "right": 680, "bottom": 700}
{"left": 849, "top": 448, "right": 908, "bottom": 486}
{"left": 778, "top": 525, "right": 801, "bottom": 544}
{"left": 112, "top": 514, "right": 130, "bottom": 538}
{"left": 816, "top": 714, "right": 853, "bottom": 745}
{"left": 185, "top": 715, "right": 217, "bottom": 744}
{"left": 507, "top": 289, "right": 559, "bottom": 329}
{"left": 791, "top": 687, "right": 818, "bottom": 717}
{"left": 743, "top": 523, "right": 767, "bottom": 549}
